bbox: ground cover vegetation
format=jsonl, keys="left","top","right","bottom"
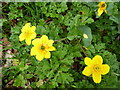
{"left": 1, "top": 1, "right": 120, "bottom": 88}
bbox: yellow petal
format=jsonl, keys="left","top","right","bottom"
{"left": 21, "top": 23, "right": 30, "bottom": 32}
{"left": 30, "top": 32, "right": 36, "bottom": 39}
{"left": 31, "top": 26, "right": 36, "bottom": 32}
{"left": 104, "top": 10, "right": 107, "bottom": 14}
{"left": 82, "top": 66, "right": 92, "bottom": 76}
{"left": 30, "top": 47, "right": 37, "bottom": 56}
{"left": 98, "top": 8, "right": 103, "bottom": 16}
{"left": 32, "top": 38, "right": 42, "bottom": 46}
{"left": 25, "top": 38, "right": 31, "bottom": 45}
{"left": 101, "top": 64, "right": 110, "bottom": 75}
{"left": 48, "top": 46, "right": 56, "bottom": 51}
{"left": 41, "top": 35, "right": 48, "bottom": 44}
{"left": 47, "top": 40, "right": 54, "bottom": 46}
{"left": 19, "top": 33, "right": 25, "bottom": 41}
{"left": 92, "top": 55, "right": 103, "bottom": 65}
{"left": 92, "top": 73, "right": 101, "bottom": 83}
{"left": 25, "top": 23, "right": 30, "bottom": 26}
{"left": 44, "top": 51, "right": 51, "bottom": 59}
{"left": 84, "top": 57, "right": 92, "bottom": 66}
{"left": 36, "top": 54, "right": 44, "bottom": 61}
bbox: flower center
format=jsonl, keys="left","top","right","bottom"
{"left": 25, "top": 31, "right": 29, "bottom": 34}
{"left": 41, "top": 46, "right": 45, "bottom": 50}
{"left": 80, "top": 11, "right": 84, "bottom": 15}
{"left": 24, "top": 31, "right": 32, "bottom": 38}
{"left": 93, "top": 65, "right": 101, "bottom": 72}
{"left": 101, "top": 4, "right": 105, "bottom": 7}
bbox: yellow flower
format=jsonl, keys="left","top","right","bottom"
{"left": 98, "top": 1, "right": 107, "bottom": 16}
{"left": 19, "top": 23, "right": 36, "bottom": 45}
{"left": 80, "top": 11, "right": 84, "bottom": 15}
{"left": 30, "top": 35, "right": 56, "bottom": 61}
{"left": 82, "top": 55, "right": 110, "bottom": 83}
{"left": 83, "top": 34, "right": 88, "bottom": 38}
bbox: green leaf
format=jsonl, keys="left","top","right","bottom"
{"left": 109, "top": 15, "right": 118, "bottom": 24}
{"left": 53, "top": 46, "right": 67, "bottom": 59}
{"left": 36, "top": 80, "right": 44, "bottom": 87}
{"left": 59, "top": 65, "right": 69, "bottom": 72}
{"left": 36, "top": 26, "right": 48, "bottom": 35}
{"left": 67, "top": 36, "right": 75, "bottom": 40}
{"left": 67, "top": 27, "right": 82, "bottom": 41}
{"left": 42, "top": 60, "right": 50, "bottom": 71}
{"left": 30, "top": 82, "right": 36, "bottom": 88}
{"left": 61, "top": 55, "right": 74, "bottom": 65}
{"left": 67, "top": 36, "right": 81, "bottom": 41}
{"left": 84, "top": 18, "right": 94, "bottom": 24}
{"left": 46, "top": 69, "right": 54, "bottom": 79}
{"left": 79, "top": 25, "right": 92, "bottom": 47}
{"left": 73, "top": 51, "right": 82, "bottom": 57}
{"left": 25, "top": 74, "right": 33, "bottom": 79}
{"left": 95, "top": 43, "right": 105, "bottom": 52}
{"left": 88, "top": 45, "right": 96, "bottom": 54}
{"left": 107, "top": 3, "right": 118, "bottom": 15}
{"left": 19, "top": 63, "right": 28, "bottom": 71}
{"left": 57, "top": 73, "right": 74, "bottom": 84}
{"left": 13, "top": 74, "right": 26, "bottom": 87}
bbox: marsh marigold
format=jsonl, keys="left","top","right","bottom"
{"left": 30, "top": 35, "right": 56, "bottom": 61}
{"left": 98, "top": 1, "right": 107, "bottom": 16}
{"left": 19, "top": 23, "right": 36, "bottom": 45}
{"left": 82, "top": 55, "right": 110, "bottom": 83}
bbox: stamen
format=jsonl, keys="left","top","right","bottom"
{"left": 41, "top": 46, "right": 45, "bottom": 50}
{"left": 101, "top": 4, "right": 105, "bottom": 7}
{"left": 95, "top": 67, "right": 100, "bottom": 70}
{"left": 24, "top": 31, "right": 30, "bottom": 38}
{"left": 93, "top": 65, "right": 101, "bottom": 72}
{"left": 80, "top": 11, "right": 84, "bottom": 15}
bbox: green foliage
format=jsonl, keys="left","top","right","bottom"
{"left": 79, "top": 25, "right": 92, "bottom": 47}
{"left": 13, "top": 74, "right": 26, "bottom": 87}
{"left": 2, "top": 2, "right": 120, "bottom": 89}
{"left": 8, "top": 3, "right": 23, "bottom": 20}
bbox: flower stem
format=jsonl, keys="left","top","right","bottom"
{"left": 113, "top": 72, "right": 120, "bottom": 76}
{"left": 54, "top": 37, "right": 67, "bottom": 42}
{"left": 78, "top": 39, "right": 87, "bottom": 57}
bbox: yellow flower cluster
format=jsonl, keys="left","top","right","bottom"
{"left": 19, "top": 23, "right": 56, "bottom": 61}
{"left": 18, "top": 2, "right": 110, "bottom": 83}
